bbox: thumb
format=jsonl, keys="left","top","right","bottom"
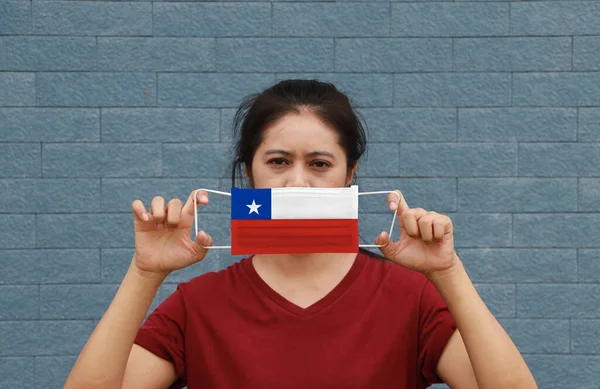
{"left": 375, "top": 231, "right": 397, "bottom": 259}
{"left": 191, "top": 230, "right": 213, "bottom": 262}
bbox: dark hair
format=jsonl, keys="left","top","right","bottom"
{"left": 230, "top": 79, "right": 366, "bottom": 187}
{"left": 230, "top": 79, "right": 387, "bottom": 261}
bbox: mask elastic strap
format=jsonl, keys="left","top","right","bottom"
{"left": 357, "top": 191, "right": 400, "bottom": 248}
{"left": 193, "top": 189, "right": 232, "bottom": 249}
{"left": 192, "top": 189, "right": 400, "bottom": 250}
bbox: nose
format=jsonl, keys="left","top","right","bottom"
{"left": 287, "top": 164, "right": 310, "bottom": 187}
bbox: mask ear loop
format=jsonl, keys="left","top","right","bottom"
{"left": 357, "top": 191, "right": 400, "bottom": 248}
{"left": 193, "top": 189, "right": 232, "bottom": 249}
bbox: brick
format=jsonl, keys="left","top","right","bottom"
{"left": 273, "top": 3, "right": 389, "bottom": 37}
{"left": 40, "top": 284, "right": 118, "bottom": 319}
{"left": 457, "top": 178, "right": 577, "bottom": 212}
{"left": 454, "top": 37, "right": 571, "bottom": 72}
{"left": 220, "top": 108, "right": 237, "bottom": 143}
{"left": 0, "top": 1, "right": 31, "bottom": 34}
{"left": 511, "top": 2, "right": 600, "bottom": 36}
{"left": 0, "top": 321, "right": 94, "bottom": 356}
{"left": 0, "top": 179, "right": 100, "bottom": 213}
{"left": 571, "top": 320, "right": 600, "bottom": 354}
{"left": 574, "top": 36, "right": 600, "bottom": 71}
{"left": 356, "top": 143, "right": 399, "bottom": 177}
{"left": 0, "top": 286, "right": 38, "bottom": 320}
{"left": 358, "top": 178, "right": 456, "bottom": 213}
{"left": 336, "top": 38, "right": 451, "bottom": 73}
{"left": 34, "top": 356, "right": 77, "bottom": 389}
{"left": 100, "top": 248, "right": 133, "bottom": 283}
{"left": 580, "top": 179, "right": 600, "bottom": 212}
{"left": 499, "top": 319, "right": 569, "bottom": 354}
{"left": 154, "top": 3, "right": 270, "bottom": 37}
{"left": 394, "top": 73, "right": 510, "bottom": 107}
{"left": 42, "top": 144, "right": 161, "bottom": 178}
{"left": 0, "top": 108, "right": 99, "bottom": 142}
{"left": 519, "top": 143, "right": 600, "bottom": 177}
{"left": 517, "top": 284, "right": 600, "bottom": 318}
{"left": 0, "top": 73, "right": 35, "bottom": 107}
{"left": 98, "top": 38, "right": 214, "bottom": 72}
{"left": 450, "top": 213, "right": 512, "bottom": 248}
{"left": 472, "top": 283, "right": 515, "bottom": 318}
{"left": 37, "top": 72, "right": 156, "bottom": 107}
{"left": 399, "top": 143, "right": 516, "bottom": 177}
{"left": 0, "top": 215, "right": 35, "bottom": 249}
{"left": 513, "top": 73, "right": 600, "bottom": 107}
{"left": 275, "top": 74, "right": 394, "bottom": 108}
{"left": 36, "top": 214, "right": 132, "bottom": 249}
{"left": 0, "top": 249, "right": 100, "bottom": 284}
{"left": 1, "top": 37, "right": 95, "bottom": 71}
{"left": 32, "top": 1, "right": 151, "bottom": 36}
{"left": 0, "top": 357, "right": 33, "bottom": 389}
{"left": 0, "top": 144, "right": 40, "bottom": 178}
{"left": 101, "top": 108, "right": 219, "bottom": 142}
{"left": 579, "top": 249, "right": 600, "bottom": 282}
{"left": 525, "top": 355, "right": 600, "bottom": 389}
{"left": 101, "top": 178, "right": 221, "bottom": 212}
{"left": 458, "top": 108, "right": 576, "bottom": 142}
{"left": 579, "top": 108, "right": 600, "bottom": 141}
{"left": 359, "top": 108, "right": 456, "bottom": 142}
{"left": 460, "top": 249, "right": 577, "bottom": 282}
{"left": 515, "top": 214, "right": 600, "bottom": 248}
{"left": 217, "top": 38, "right": 333, "bottom": 72}
{"left": 392, "top": 3, "right": 508, "bottom": 37}
{"left": 162, "top": 143, "right": 232, "bottom": 178}
{"left": 159, "top": 73, "right": 274, "bottom": 108}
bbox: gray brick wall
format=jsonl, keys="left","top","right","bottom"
{"left": 0, "top": 1, "right": 598, "bottom": 388}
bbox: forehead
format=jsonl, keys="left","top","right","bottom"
{"left": 260, "top": 112, "right": 340, "bottom": 147}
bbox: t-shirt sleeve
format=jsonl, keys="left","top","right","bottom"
{"left": 417, "top": 280, "right": 457, "bottom": 386}
{"left": 134, "top": 285, "right": 187, "bottom": 389}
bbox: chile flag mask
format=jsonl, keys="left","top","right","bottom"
{"left": 193, "top": 186, "right": 398, "bottom": 255}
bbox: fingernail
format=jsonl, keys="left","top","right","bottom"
{"left": 198, "top": 230, "right": 207, "bottom": 240}
{"left": 142, "top": 213, "right": 149, "bottom": 221}
{"left": 391, "top": 202, "right": 398, "bottom": 210}
{"left": 200, "top": 195, "right": 208, "bottom": 202}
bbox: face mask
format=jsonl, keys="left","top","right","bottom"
{"left": 193, "top": 186, "right": 399, "bottom": 255}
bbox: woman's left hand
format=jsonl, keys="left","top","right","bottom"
{"left": 375, "top": 190, "right": 459, "bottom": 278}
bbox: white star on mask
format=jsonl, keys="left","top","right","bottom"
{"left": 247, "top": 200, "right": 261, "bottom": 215}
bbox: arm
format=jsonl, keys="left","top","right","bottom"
{"left": 64, "top": 259, "right": 178, "bottom": 389}
{"left": 432, "top": 255, "right": 537, "bottom": 389}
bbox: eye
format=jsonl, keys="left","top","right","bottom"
{"left": 311, "top": 160, "right": 331, "bottom": 169}
{"left": 267, "top": 158, "right": 288, "bottom": 166}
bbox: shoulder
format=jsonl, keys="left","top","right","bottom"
{"left": 175, "top": 257, "right": 250, "bottom": 300}
{"left": 360, "top": 251, "right": 430, "bottom": 300}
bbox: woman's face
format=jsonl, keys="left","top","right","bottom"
{"left": 249, "top": 112, "right": 356, "bottom": 189}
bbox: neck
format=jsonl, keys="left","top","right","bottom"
{"left": 252, "top": 252, "right": 357, "bottom": 280}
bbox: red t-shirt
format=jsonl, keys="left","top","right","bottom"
{"left": 134, "top": 253, "right": 456, "bottom": 389}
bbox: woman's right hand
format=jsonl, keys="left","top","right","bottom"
{"left": 130, "top": 190, "right": 213, "bottom": 278}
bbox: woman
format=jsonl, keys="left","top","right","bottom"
{"left": 64, "top": 80, "right": 537, "bottom": 389}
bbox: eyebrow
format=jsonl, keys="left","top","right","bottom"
{"left": 264, "top": 149, "right": 336, "bottom": 159}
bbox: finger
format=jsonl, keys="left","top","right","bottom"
{"left": 191, "top": 230, "right": 213, "bottom": 261}
{"left": 433, "top": 216, "right": 452, "bottom": 240}
{"left": 375, "top": 231, "right": 397, "bottom": 259}
{"left": 151, "top": 196, "right": 166, "bottom": 223}
{"left": 131, "top": 200, "right": 151, "bottom": 222}
{"left": 401, "top": 208, "right": 427, "bottom": 238}
{"left": 387, "top": 190, "right": 409, "bottom": 213}
{"left": 181, "top": 190, "right": 210, "bottom": 227}
{"left": 418, "top": 212, "right": 437, "bottom": 242}
{"left": 166, "top": 198, "right": 183, "bottom": 228}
